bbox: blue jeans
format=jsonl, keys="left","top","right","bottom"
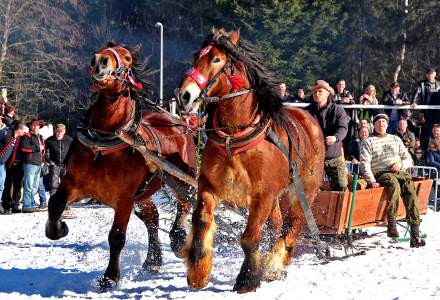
{"left": 38, "top": 176, "right": 47, "bottom": 205}
{"left": 0, "top": 164, "right": 6, "bottom": 201}
{"left": 22, "top": 164, "right": 41, "bottom": 209}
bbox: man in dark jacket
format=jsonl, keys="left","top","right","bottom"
{"left": 3, "top": 105, "right": 16, "bottom": 128}
{"left": 412, "top": 68, "right": 440, "bottom": 147}
{"left": 20, "top": 119, "right": 46, "bottom": 213}
{"left": 394, "top": 118, "right": 416, "bottom": 160}
{"left": 45, "top": 123, "right": 72, "bottom": 196}
{"left": 0, "top": 121, "right": 25, "bottom": 213}
{"left": 382, "top": 82, "right": 410, "bottom": 132}
{"left": 278, "top": 82, "right": 295, "bottom": 102}
{"left": 307, "top": 80, "right": 350, "bottom": 191}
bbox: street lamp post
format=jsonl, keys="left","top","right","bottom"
{"left": 155, "top": 22, "right": 164, "bottom": 106}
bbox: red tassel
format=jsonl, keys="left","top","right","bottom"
{"left": 228, "top": 75, "right": 245, "bottom": 91}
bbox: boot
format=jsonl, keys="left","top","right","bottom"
{"left": 410, "top": 224, "right": 426, "bottom": 248}
{"left": 387, "top": 218, "right": 399, "bottom": 238}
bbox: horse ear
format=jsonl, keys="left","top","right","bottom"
{"left": 230, "top": 29, "right": 240, "bottom": 45}
{"left": 107, "top": 40, "right": 118, "bottom": 48}
{"left": 131, "top": 44, "right": 142, "bottom": 59}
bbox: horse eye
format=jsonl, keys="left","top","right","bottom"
{"left": 213, "top": 57, "right": 221, "bottom": 63}
{"left": 91, "top": 56, "right": 96, "bottom": 66}
{"left": 102, "top": 57, "right": 108, "bottom": 66}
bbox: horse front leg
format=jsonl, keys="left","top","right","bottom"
{"left": 45, "top": 177, "right": 77, "bottom": 240}
{"left": 99, "top": 205, "right": 132, "bottom": 291}
{"left": 182, "top": 190, "right": 216, "bottom": 289}
{"left": 233, "top": 196, "right": 272, "bottom": 293}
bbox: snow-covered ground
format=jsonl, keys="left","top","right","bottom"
{"left": 1, "top": 198, "right": 440, "bottom": 300}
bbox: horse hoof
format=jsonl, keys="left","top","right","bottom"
{"left": 45, "top": 220, "right": 69, "bottom": 240}
{"left": 186, "top": 255, "right": 212, "bottom": 289}
{"left": 262, "top": 269, "right": 287, "bottom": 282}
{"left": 98, "top": 276, "right": 118, "bottom": 292}
{"left": 142, "top": 260, "right": 161, "bottom": 274}
{"left": 233, "top": 271, "right": 261, "bottom": 293}
{"left": 170, "top": 228, "right": 186, "bottom": 257}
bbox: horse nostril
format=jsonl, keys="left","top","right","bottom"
{"left": 182, "top": 91, "right": 191, "bottom": 102}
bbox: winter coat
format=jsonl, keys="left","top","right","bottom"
{"left": 381, "top": 90, "right": 410, "bottom": 121}
{"left": 45, "top": 135, "right": 73, "bottom": 165}
{"left": 306, "top": 99, "right": 349, "bottom": 159}
{"left": 0, "top": 129, "right": 19, "bottom": 164}
{"left": 20, "top": 132, "right": 45, "bottom": 166}
{"left": 3, "top": 115, "right": 15, "bottom": 127}
{"left": 412, "top": 80, "right": 440, "bottom": 105}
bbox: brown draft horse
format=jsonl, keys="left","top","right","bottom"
{"left": 177, "top": 29, "right": 325, "bottom": 293}
{"left": 45, "top": 42, "right": 195, "bottom": 290}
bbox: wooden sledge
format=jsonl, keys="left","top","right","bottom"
{"left": 312, "top": 178, "right": 433, "bottom": 234}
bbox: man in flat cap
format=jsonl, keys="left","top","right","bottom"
{"left": 45, "top": 123, "right": 72, "bottom": 196}
{"left": 360, "top": 113, "right": 425, "bottom": 247}
{"left": 382, "top": 81, "right": 410, "bottom": 132}
{"left": 307, "top": 80, "right": 350, "bottom": 191}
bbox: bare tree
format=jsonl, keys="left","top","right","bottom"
{"left": 0, "top": 0, "right": 86, "bottom": 117}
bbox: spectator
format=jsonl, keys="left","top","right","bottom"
{"left": 333, "top": 79, "right": 354, "bottom": 104}
{"left": 358, "top": 84, "right": 378, "bottom": 123}
{"left": 21, "top": 119, "right": 46, "bottom": 213}
{"left": 1, "top": 88, "right": 7, "bottom": 116}
{"left": 0, "top": 121, "right": 25, "bottom": 214}
{"left": 412, "top": 68, "right": 440, "bottom": 148}
{"left": 3, "top": 105, "right": 16, "bottom": 128}
{"left": 360, "top": 113, "right": 425, "bottom": 247}
{"left": 427, "top": 124, "right": 440, "bottom": 172}
{"left": 292, "top": 88, "right": 306, "bottom": 103}
{"left": 307, "top": 80, "right": 349, "bottom": 191}
{"left": 278, "top": 82, "right": 295, "bottom": 102}
{"left": 351, "top": 125, "right": 370, "bottom": 164}
{"left": 382, "top": 82, "right": 410, "bottom": 132}
{"left": 45, "top": 123, "right": 72, "bottom": 196}
{"left": 394, "top": 118, "right": 416, "bottom": 159}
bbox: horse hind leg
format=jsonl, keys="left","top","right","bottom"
{"left": 99, "top": 205, "right": 132, "bottom": 291}
{"left": 169, "top": 193, "right": 191, "bottom": 257}
{"left": 134, "top": 196, "right": 162, "bottom": 273}
{"left": 162, "top": 174, "right": 194, "bottom": 257}
{"left": 262, "top": 198, "right": 287, "bottom": 282}
{"left": 262, "top": 192, "right": 303, "bottom": 282}
{"left": 182, "top": 190, "right": 216, "bottom": 289}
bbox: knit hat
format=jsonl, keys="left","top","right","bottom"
{"left": 373, "top": 113, "right": 389, "bottom": 124}
{"left": 311, "top": 80, "right": 335, "bottom": 96}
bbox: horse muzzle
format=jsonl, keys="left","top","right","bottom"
{"left": 45, "top": 219, "right": 69, "bottom": 240}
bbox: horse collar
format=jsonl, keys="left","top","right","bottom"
{"left": 208, "top": 110, "right": 271, "bottom": 159}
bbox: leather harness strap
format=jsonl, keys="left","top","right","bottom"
{"left": 266, "top": 126, "right": 329, "bottom": 259}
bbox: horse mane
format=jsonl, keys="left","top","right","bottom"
{"left": 201, "top": 29, "right": 283, "bottom": 120}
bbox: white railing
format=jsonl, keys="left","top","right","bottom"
{"left": 283, "top": 103, "right": 440, "bottom": 110}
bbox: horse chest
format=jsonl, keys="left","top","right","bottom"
{"left": 206, "top": 160, "right": 253, "bottom": 208}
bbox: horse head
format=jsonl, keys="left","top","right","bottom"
{"left": 89, "top": 42, "right": 144, "bottom": 96}
{"left": 177, "top": 29, "right": 246, "bottom": 114}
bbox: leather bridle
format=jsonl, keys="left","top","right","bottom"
{"left": 178, "top": 44, "right": 253, "bottom": 104}
{"left": 89, "top": 46, "right": 143, "bottom": 92}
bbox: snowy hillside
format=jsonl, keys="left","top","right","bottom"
{"left": 0, "top": 199, "right": 439, "bottom": 299}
